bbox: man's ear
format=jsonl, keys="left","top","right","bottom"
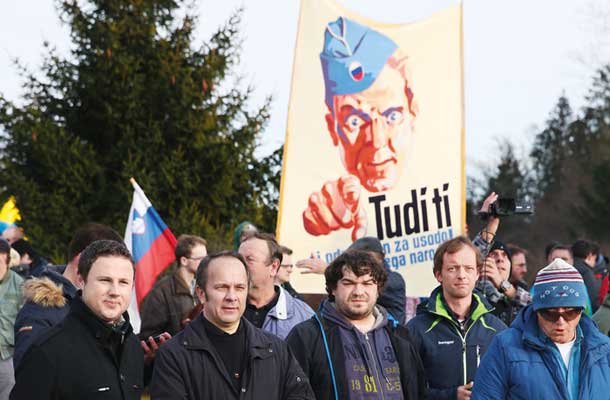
{"left": 77, "top": 273, "right": 86, "bottom": 289}
{"left": 270, "top": 258, "right": 281, "bottom": 278}
{"left": 195, "top": 286, "right": 206, "bottom": 304}
{"left": 325, "top": 111, "right": 339, "bottom": 146}
{"left": 179, "top": 256, "right": 189, "bottom": 268}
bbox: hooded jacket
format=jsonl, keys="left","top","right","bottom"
{"left": 472, "top": 305, "right": 610, "bottom": 399}
{"left": 11, "top": 295, "right": 143, "bottom": 400}
{"left": 287, "top": 300, "right": 426, "bottom": 400}
{"left": 150, "top": 314, "right": 314, "bottom": 400}
{"left": 13, "top": 269, "right": 77, "bottom": 369}
{"left": 406, "top": 286, "right": 506, "bottom": 400}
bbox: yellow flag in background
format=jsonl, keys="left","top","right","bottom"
{"left": 0, "top": 196, "right": 21, "bottom": 226}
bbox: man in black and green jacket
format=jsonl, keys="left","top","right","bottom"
{"left": 406, "top": 236, "right": 506, "bottom": 400}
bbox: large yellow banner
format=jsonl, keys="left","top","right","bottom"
{"left": 277, "top": 0, "right": 465, "bottom": 297}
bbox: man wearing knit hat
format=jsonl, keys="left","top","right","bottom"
{"left": 303, "top": 17, "right": 418, "bottom": 241}
{"left": 472, "top": 259, "right": 610, "bottom": 399}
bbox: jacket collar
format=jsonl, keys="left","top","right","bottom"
{"left": 181, "top": 314, "right": 276, "bottom": 360}
{"left": 69, "top": 295, "right": 132, "bottom": 343}
{"left": 266, "top": 285, "right": 291, "bottom": 320}
{"left": 42, "top": 268, "right": 78, "bottom": 299}
{"left": 424, "top": 285, "right": 493, "bottom": 322}
{"left": 172, "top": 268, "right": 193, "bottom": 295}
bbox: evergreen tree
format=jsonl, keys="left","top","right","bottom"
{"left": 0, "top": 0, "right": 278, "bottom": 261}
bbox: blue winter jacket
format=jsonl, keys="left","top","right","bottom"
{"left": 261, "top": 285, "right": 314, "bottom": 340}
{"left": 472, "top": 304, "right": 610, "bottom": 400}
{"left": 406, "top": 286, "right": 506, "bottom": 400}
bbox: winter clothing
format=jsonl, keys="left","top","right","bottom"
{"left": 533, "top": 259, "right": 588, "bottom": 311}
{"left": 574, "top": 257, "right": 602, "bottom": 312}
{"left": 259, "top": 285, "right": 314, "bottom": 340}
{"left": 379, "top": 271, "right": 407, "bottom": 325}
{"left": 472, "top": 304, "right": 610, "bottom": 400}
{"left": 475, "top": 280, "right": 522, "bottom": 326}
{"left": 150, "top": 314, "right": 315, "bottom": 400}
{"left": 287, "top": 300, "right": 426, "bottom": 400}
{"left": 0, "top": 270, "right": 23, "bottom": 360}
{"left": 11, "top": 295, "right": 144, "bottom": 400}
{"left": 593, "top": 293, "right": 610, "bottom": 335}
{"left": 406, "top": 286, "right": 506, "bottom": 400}
{"left": 13, "top": 270, "right": 76, "bottom": 369}
{"left": 139, "top": 268, "right": 197, "bottom": 339}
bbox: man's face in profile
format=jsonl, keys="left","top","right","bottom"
{"left": 327, "top": 62, "right": 412, "bottom": 192}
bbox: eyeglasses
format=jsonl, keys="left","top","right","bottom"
{"left": 188, "top": 256, "right": 206, "bottom": 262}
{"left": 280, "top": 264, "right": 294, "bottom": 269}
{"left": 537, "top": 308, "right": 582, "bottom": 322}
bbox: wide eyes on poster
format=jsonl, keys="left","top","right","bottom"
{"left": 277, "top": 0, "right": 465, "bottom": 297}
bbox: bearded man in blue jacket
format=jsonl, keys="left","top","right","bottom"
{"left": 472, "top": 258, "right": 610, "bottom": 399}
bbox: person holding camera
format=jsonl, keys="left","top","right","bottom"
{"left": 473, "top": 193, "right": 532, "bottom": 326}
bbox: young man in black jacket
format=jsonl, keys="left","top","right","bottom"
{"left": 287, "top": 250, "right": 426, "bottom": 400}
{"left": 11, "top": 240, "right": 145, "bottom": 400}
{"left": 151, "top": 251, "right": 314, "bottom": 399}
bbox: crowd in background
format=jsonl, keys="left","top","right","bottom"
{"left": 0, "top": 194, "right": 610, "bottom": 399}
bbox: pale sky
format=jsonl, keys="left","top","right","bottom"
{"left": 1, "top": 0, "right": 608, "bottom": 176}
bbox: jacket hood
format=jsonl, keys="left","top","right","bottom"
{"left": 320, "top": 299, "right": 388, "bottom": 331}
{"left": 23, "top": 276, "right": 67, "bottom": 307}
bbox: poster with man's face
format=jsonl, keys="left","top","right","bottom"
{"left": 277, "top": 0, "right": 464, "bottom": 296}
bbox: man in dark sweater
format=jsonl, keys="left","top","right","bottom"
{"left": 287, "top": 250, "right": 425, "bottom": 400}
{"left": 151, "top": 251, "right": 314, "bottom": 399}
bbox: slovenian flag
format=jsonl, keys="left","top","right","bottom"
{"left": 124, "top": 178, "right": 177, "bottom": 332}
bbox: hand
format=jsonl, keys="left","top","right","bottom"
{"left": 141, "top": 332, "right": 171, "bottom": 365}
{"left": 295, "top": 256, "right": 328, "bottom": 275}
{"left": 479, "top": 192, "right": 499, "bottom": 242}
{"left": 303, "top": 175, "right": 367, "bottom": 241}
{"left": 457, "top": 382, "right": 473, "bottom": 400}
{"left": 480, "top": 258, "right": 502, "bottom": 288}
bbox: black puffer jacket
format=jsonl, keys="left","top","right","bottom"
{"left": 150, "top": 314, "right": 314, "bottom": 399}
{"left": 11, "top": 296, "right": 143, "bottom": 400}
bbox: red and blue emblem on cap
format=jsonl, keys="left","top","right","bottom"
{"left": 349, "top": 61, "right": 364, "bottom": 81}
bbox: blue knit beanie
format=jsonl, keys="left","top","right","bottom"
{"left": 532, "top": 259, "right": 587, "bottom": 311}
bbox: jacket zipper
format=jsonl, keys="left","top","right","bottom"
{"left": 364, "top": 333, "right": 386, "bottom": 400}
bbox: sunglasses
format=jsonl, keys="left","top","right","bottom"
{"left": 537, "top": 308, "right": 582, "bottom": 322}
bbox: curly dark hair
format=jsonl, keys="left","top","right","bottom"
{"left": 325, "top": 250, "right": 388, "bottom": 301}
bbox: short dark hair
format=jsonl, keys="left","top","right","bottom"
{"left": 572, "top": 240, "right": 596, "bottom": 259}
{"left": 68, "top": 223, "right": 123, "bottom": 261}
{"left": 279, "top": 245, "right": 293, "bottom": 256}
{"left": 195, "top": 251, "right": 249, "bottom": 293}
{"left": 243, "top": 232, "right": 283, "bottom": 264}
{"left": 325, "top": 250, "right": 387, "bottom": 301}
{"left": 433, "top": 236, "right": 482, "bottom": 276}
{"left": 175, "top": 234, "right": 207, "bottom": 260}
{"left": 507, "top": 244, "right": 527, "bottom": 258}
{"left": 78, "top": 240, "right": 134, "bottom": 281}
{"left": 545, "top": 242, "right": 572, "bottom": 260}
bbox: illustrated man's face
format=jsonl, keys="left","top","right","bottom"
{"left": 326, "top": 61, "right": 413, "bottom": 193}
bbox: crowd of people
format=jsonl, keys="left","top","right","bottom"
{"left": 0, "top": 194, "right": 610, "bottom": 399}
